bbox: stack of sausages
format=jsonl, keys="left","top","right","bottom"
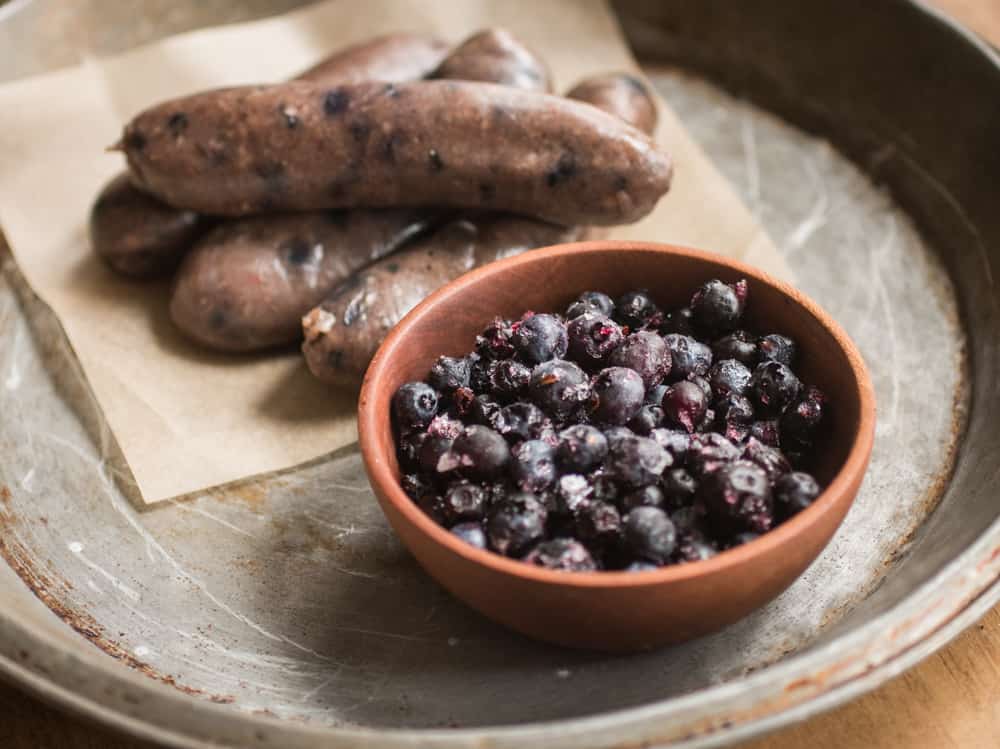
{"left": 93, "top": 29, "right": 671, "bottom": 386}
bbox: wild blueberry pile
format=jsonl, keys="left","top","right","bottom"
{"left": 392, "top": 280, "right": 827, "bottom": 572}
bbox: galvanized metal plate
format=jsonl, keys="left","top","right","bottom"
{"left": 0, "top": 2, "right": 998, "bottom": 748}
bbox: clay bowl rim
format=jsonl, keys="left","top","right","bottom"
{"left": 358, "top": 240, "right": 876, "bottom": 590}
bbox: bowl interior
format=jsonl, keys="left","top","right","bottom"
{"left": 363, "top": 241, "right": 867, "bottom": 540}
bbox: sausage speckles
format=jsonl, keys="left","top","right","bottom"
{"left": 283, "top": 238, "right": 314, "bottom": 266}
{"left": 343, "top": 291, "right": 368, "bottom": 326}
{"left": 490, "top": 104, "right": 514, "bottom": 124}
{"left": 124, "top": 129, "right": 146, "bottom": 152}
{"left": 428, "top": 149, "right": 444, "bottom": 172}
{"left": 479, "top": 183, "right": 496, "bottom": 202}
{"left": 386, "top": 262, "right": 400, "bottom": 274}
{"left": 381, "top": 131, "right": 406, "bottom": 164}
{"left": 255, "top": 161, "right": 287, "bottom": 191}
{"left": 323, "top": 88, "right": 350, "bottom": 116}
{"left": 383, "top": 83, "right": 401, "bottom": 98}
{"left": 545, "top": 152, "right": 577, "bottom": 187}
{"left": 327, "top": 350, "right": 345, "bottom": 370}
{"left": 348, "top": 119, "right": 372, "bottom": 144}
{"left": 614, "top": 174, "right": 629, "bottom": 192}
{"left": 209, "top": 308, "right": 227, "bottom": 331}
{"left": 166, "top": 113, "right": 188, "bottom": 136}
{"left": 279, "top": 104, "right": 300, "bottom": 129}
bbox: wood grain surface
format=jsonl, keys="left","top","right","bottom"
{"left": 2, "top": 0, "right": 998, "bottom": 747}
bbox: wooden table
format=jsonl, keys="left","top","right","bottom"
{"left": 2, "top": 1, "right": 998, "bottom": 747}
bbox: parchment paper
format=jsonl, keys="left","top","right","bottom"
{"left": 0, "top": 0, "right": 787, "bottom": 504}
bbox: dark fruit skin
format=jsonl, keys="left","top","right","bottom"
{"left": 708, "top": 359, "right": 752, "bottom": 399}
{"left": 556, "top": 424, "right": 608, "bottom": 473}
{"left": 614, "top": 289, "right": 662, "bottom": 331}
{"left": 529, "top": 359, "right": 592, "bottom": 415}
{"left": 512, "top": 313, "right": 568, "bottom": 365}
{"left": 487, "top": 491, "right": 548, "bottom": 556}
{"left": 712, "top": 330, "right": 758, "bottom": 365}
{"left": 401, "top": 472, "right": 433, "bottom": 502}
{"left": 661, "top": 380, "right": 708, "bottom": 433}
{"left": 442, "top": 480, "right": 488, "bottom": 523}
{"left": 468, "top": 393, "right": 502, "bottom": 429}
{"left": 393, "top": 381, "right": 439, "bottom": 430}
{"left": 397, "top": 432, "right": 427, "bottom": 472}
{"left": 715, "top": 392, "right": 754, "bottom": 426}
{"left": 774, "top": 471, "right": 821, "bottom": 516}
{"left": 609, "top": 330, "right": 671, "bottom": 388}
{"left": 476, "top": 317, "right": 516, "bottom": 360}
{"left": 663, "top": 468, "right": 698, "bottom": 509}
{"left": 687, "top": 432, "right": 741, "bottom": 476}
{"left": 607, "top": 435, "right": 672, "bottom": 487}
{"left": 426, "top": 413, "right": 463, "bottom": 440}
{"left": 645, "top": 383, "right": 668, "bottom": 406}
{"left": 588, "top": 471, "right": 619, "bottom": 505}
{"left": 663, "top": 334, "right": 713, "bottom": 381}
{"left": 510, "top": 439, "right": 557, "bottom": 492}
{"left": 757, "top": 333, "right": 797, "bottom": 366}
{"left": 446, "top": 425, "right": 510, "bottom": 479}
{"left": 625, "top": 560, "right": 660, "bottom": 572}
{"left": 660, "top": 306, "right": 695, "bottom": 336}
{"left": 566, "top": 312, "right": 624, "bottom": 367}
{"left": 749, "top": 361, "right": 803, "bottom": 413}
{"left": 648, "top": 428, "right": 691, "bottom": 463}
{"left": 592, "top": 366, "right": 646, "bottom": 425}
{"left": 676, "top": 539, "right": 717, "bottom": 562}
{"left": 742, "top": 437, "right": 791, "bottom": 483}
{"left": 603, "top": 425, "right": 636, "bottom": 450}
{"left": 750, "top": 419, "right": 781, "bottom": 446}
{"left": 623, "top": 506, "right": 676, "bottom": 563}
{"left": 690, "top": 278, "right": 747, "bottom": 333}
{"left": 698, "top": 460, "right": 774, "bottom": 534}
{"left": 522, "top": 538, "right": 596, "bottom": 571}
{"left": 450, "top": 522, "right": 487, "bottom": 549}
{"left": 566, "top": 290, "right": 614, "bottom": 319}
{"left": 780, "top": 387, "right": 826, "bottom": 446}
{"left": 486, "top": 358, "right": 532, "bottom": 399}
{"left": 621, "top": 484, "right": 665, "bottom": 511}
{"left": 687, "top": 374, "right": 712, "bottom": 398}
{"left": 575, "top": 500, "right": 622, "bottom": 545}
{"left": 428, "top": 355, "right": 474, "bottom": 393}
{"left": 731, "top": 532, "right": 761, "bottom": 547}
{"left": 496, "top": 401, "right": 550, "bottom": 443}
{"left": 628, "top": 404, "right": 664, "bottom": 435}
{"left": 555, "top": 474, "right": 594, "bottom": 515}
{"left": 418, "top": 434, "right": 454, "bottom": 475}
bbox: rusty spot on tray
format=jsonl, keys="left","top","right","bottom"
{"left": 0, "top": 525, "right": 236, "bottom": 706}
{"left": 0, "top": 485, "right": 10, "bottom": 506}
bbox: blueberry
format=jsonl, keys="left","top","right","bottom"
{"left": 603, "top": 425, "right": 636, "bottom": 450}
{"left": 486, "top": 359, "right": 532, "bottom": 399}
{"left": 749, "top": 361, "right": 803, "bottom": 413}
{"left": 620, "top": 484, "right": 665, "bottom": 511}
{"left": 714, "top": 392, "right": 755, "bottom": 428}
{"left": 742, "top": 437, "right": 791, "bottom": 483}
{"left": 780, "top": 387, "right": 826, "bottom": 447}
{"left": 757, "top": 334, "right": 797, "bottom": 366}
{"left": 487, "top": 491, "right": 548, "bottom": 556}
{"left": 695, "top": 407, "right": 717, "bottom": 434}
{"left": 444, "top": 425, "right": 510, "bottom": 479}
{"left": 529, "top": 359, "right": 592, "bottom": 415}
{"left": 588, "top": 471, "right": 620, "bottom": 505}
{"left": 575, "top": 500, "right": 622, "bottom": 545}
{"left": 496, "top": 401, "right": 550, "bottom": 443}
{"left": 676, "top": 539, "right": 717, "bottom": 562}
{"left": 708, "top": 359, "right": 752, "bottom": 399}
{"left": 609, "top": 330, "right": 671, "bottom": 388}
{"left": 418, "top": 434, "right": 454, "bottom": 475}
{"left": 698, "top": 460, "right": 773, "bottom": 534}
{"left": 623, "top": 506, "right": 676, "bottom": 563}
{"left": 468, "top": 393, "right": 502, "bottom": 429}
{"left": 750, "top": 419, "right": 781, "bottom": 446}
{"left": 687, "top": 432, "right": 741, "bottom": 476}
{"left": 401, "top": 472, "right": 433, "bottom": 502}
{"left": 730, "top": 532, "right": 761, "bottom": 547}
{"left": 425, "top": 413, "right": 463, "bottom": 440}
{"left": 628, "top": 404, "right": 664, "bottom": 435}
{"left": 663, "top": 334, "right": 713, "bottom": 381}
{"left": 392, "top": 381, "right": 439, "bottom": 430}
{"left": 566, "top": 313, "right": 624, "bottom": 367}
{"left": 648, "top": 428, "right": 692, "bottom": 463}
{"left": 712, "top": 330, "right": 758, "bottom": 365}
{"left": 625, "top": 560, "right": 660, "bottom": 572}
{"left": 690, "top": 278, "right": 747, "bottom": 333}
{"left": 645, "top": 383, "right": 668, "bottom": 406}
{"left": 686, "top": 374, "right": 712, "bottom": 398}
{"left": 774, "top": 471, "right": 821, "bottom": 516}
{"left": 450, "top": 522, "right": 487, "bottom": 549}
{"left": 475, "top": 317, "right": 516, "bottom": 360}
{"left": 510, "top": 439, "right": 557, "bottom": 492}
{"left": 512, "top": 313, "right": 568, "bottom": 365}
{"left": 442, "top": 480, "right": 488, "bottom": 523}
{"left": 566, "top": 290, "right": 614, "bottom": 319}
{"left": 660, "top": 306, "right": 695, "bottom": 336}
{"left": 522, "top": 538, "right": 596, "bottom": 571}
{"left": 663, "top": 468, "right": 698, "bottom": 509}
{"left": 592, "top": 366, "right": 646, "bottom": 425}
{"left": 555, "top": 473, "right": 594, "bottom": 515}
{"left": 614, "top": 289, "right": 662, "bottom": 331}
{"left": 414, "top": 492, "right": 447, "bottom": 524}
{"left": 607, "top": 435, "right": 672, "bottom": 487}
{"left": 661, "top": 380, "right": 708, "bottom": 433}
{"left": 669, "top": 506, "right": 706, "bottom": 542}
{"left": 556, "top": 424, "right": 608, "bottom": 473}
{"left": 428, "top": 355, "right": 474, "bottom": 393}
{"left": 397, "top": 432, "right": 427, "bottom": 472}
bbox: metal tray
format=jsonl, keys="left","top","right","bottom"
{"left": 0, "top": 1, "right": 998, "bottom": 747}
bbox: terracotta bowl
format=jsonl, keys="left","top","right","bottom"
{"left": 357, "top": 241, "right": 875, "bottom": 651}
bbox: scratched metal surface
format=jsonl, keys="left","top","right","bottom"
{"left": 0, "top": 1, "right": 998, "bottom": 748}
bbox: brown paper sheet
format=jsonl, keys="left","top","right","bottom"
{"left": 0, "top": 0, "right": 788, "bottom": 504}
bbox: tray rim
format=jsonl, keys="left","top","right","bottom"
{"left": 0, "top": 0, "right": 998, "bottom": 747}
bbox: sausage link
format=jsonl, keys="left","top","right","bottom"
{"left": 170, "top": 209, "right": 435, "bottom": 351}
{"left": 120, "top": 80, "right": 672, "bottom": 225}
{"left": 300, "top": 68, "right": 664, "bottom": 384}
{"left": 566, "top": 72, "right": 658, "bottom": 136}
{"left": 93, "top": 33, "right": 447, "bottom": 279}
{"left": 302, "top": 217, "right": 583, "bottom": 385}
{"left": 431, "top": 29, "right": 550, "bottom": 92}
{"left": 90, "top": 173, "right": 205, "bottom": 278}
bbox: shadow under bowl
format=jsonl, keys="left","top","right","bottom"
{"left": 358, "top": 240, "right": 875, "bottom": 651}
